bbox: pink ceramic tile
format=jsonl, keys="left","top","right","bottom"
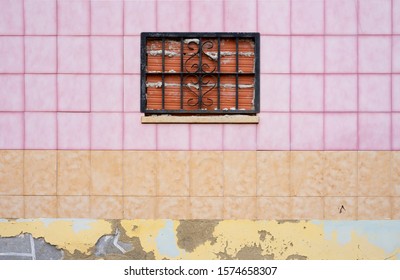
{"left": 291, "top": 113, "right": 323, "bottom": 150}
{"left": 223, "top": 124, "right": 257, "bottom": 150}
{"left": 393, "top": 114, "right": 400, "bottom": 150}
{"left": 91, "top": 0, "right": 123, "bottom": 35}
{"left": 124, "top": 113, "right": 156, "bottom": 150}
{"left": 25, "top": 36, "right": 56, "bottom": 73}
{"left": 25, "top": 112, "right": 57, "bottom": 149}
{"left": 261, "top": 36, "right": 290, "bottom": 73}
{"left": 394, "top": 37, "right": 400, "bottom": 72}
{"left": 325, "top": 0, "right": 357, "bottom": 34}
{"left": 157, "top": 124, "right": 190, "bottom": 150}
{"left": 0, "top": 0, "right": 23, "bottom": 35}
{"left": 394, "top": 75, "right": 400, "bottom": 111}
{"left": 325, "top": 113, "right": 357, "bottom": 150}
{"left": 395, "top": 0, "right": 400, "bottom": 34}
{"left": 258, "top": 0, "right": 290, "bottom": 34}
{"left": 359, "top": 113, "right": 391, "bottom": 150}
{"left": 0, "top": 75, "right": 24, "bottom": 111}
{"left": 257, "top": 113, "right": 290, "bottom": 150}
{"left": 25, "top": 0, "right": 56, "bottom": 35}
{"left": 157, "top": 0, "right": 189, "bottom": 32}
{"left": 291, "top": 0, "right": 324, "bottom": 34}
{"left": 58, "top": 113, "right": 90, "bottom": 149}
{"left": 190, "top": 124, "right": 223, "bottom": 150}
{"left": 58, "top": 0, "right": 89, "bottom": 35}
{"left": 91, "top": 37, "right": 123, "bottom": 73}
{"left": 325, "top": 75, "right": 357, "bottom": 111}
{"left": 359, "top": 75, "right": 391, "bottom": 112}
{"left": 359, "top": 36, "right": 391, "bottom": 73}
{"left": 58, "top": 37, "right": 90, "bottom": 73}
{"left": 225, "top": 0, "right": 257, "bottom": 32}
{"left": 0, "top": 113, "right": 24, "bottom": 149}
{"left": 359, "top": 0, "right": 391, "bottom": 34}
{"left": 260, "top": 74, "right": 290, "bottom": 112}
{"left": 0, "top": 37, "right": 23, "bottom": 73}
{"left": 191, "top": 0, "right": 223, "bottom": 32}
{"left": 124, "top": 36, "right": 140, "bottom": 74}
{"left": 124, "top": 75, "right": 140, "bottom": 112}
{"left": 292, "top": 36, "right": 324, "bottom": 73}
{"left": 57, "top": 74, "right": 90, "bottom": 112}
{"left": 25, "top": 74, "right": 57, "bottom": 111}
{"left": 325, "top": 36, "right": 357, "bottom": 73}
{"left": 91, "top": 75, "right": 123, "bottom": 112}
{"left": 91, "top": 113, "right": 123, "bottom": 149}
{"left": 124, "top": 0, "right": 156, "bottom": 35}
{"left": 291, "top": 75, "right": 323, "bottom": 111}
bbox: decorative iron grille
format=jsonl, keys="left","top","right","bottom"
{"left": 141, "top": 32, "right": 260, "bottom": 114}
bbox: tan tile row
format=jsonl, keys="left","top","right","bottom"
{"left": 0, "top": 195, "right": 399, "bottom": 220}
{"left": 1, "top": 150, "right": 399, "bottom": 197}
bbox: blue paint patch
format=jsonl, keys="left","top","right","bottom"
{"left": 156, "top": 220, "right": 180, "bottom": 258}
{"left": 72, "top": 219, "right": 98, "bottom": 233}
{"left": 315, "top": 221, "right": 400, "bottom": 253}
{"left": 39, "top": 218, "right": 57, "bottom": 227}
{"left": 0, "top": 219, "right": 8, "bottom": 223}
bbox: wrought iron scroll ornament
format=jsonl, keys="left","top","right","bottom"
{"left": 184, "top": 40, "right": 217, "bottom": 108}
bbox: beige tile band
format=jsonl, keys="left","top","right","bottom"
{"left": 0, "top": 150, "right": 399, "bottom": 220}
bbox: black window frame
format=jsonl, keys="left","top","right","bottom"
{"left": 140, "top": 32, "right": 260, "bottom": 115}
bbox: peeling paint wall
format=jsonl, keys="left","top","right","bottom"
{"left": 0, "top": 219, "right": 399, "bottom": 260}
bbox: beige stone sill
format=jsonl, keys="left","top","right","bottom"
{"left": 141, "top": 115, "right": 259, "bottom": 124}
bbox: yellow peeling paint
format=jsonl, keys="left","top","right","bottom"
{"left": 0, "top": 219, "right": 398, "bottom": 259}
{"left": 0, "top": 219, "right": 113, "bottom": 254}
{"left": 121, "top": 219, "right": 166, "bottom": 255}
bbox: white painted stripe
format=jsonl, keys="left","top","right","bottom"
{"left": 113, "top": 229, "right": 127, "bottom": 254}
{"left": 29, "top": 234, "right": 36, "bottom": 260}
{"left": 0, "top": 253, "right": 33, "bottom": 257}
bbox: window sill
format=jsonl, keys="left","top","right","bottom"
{"left": 141, "top": 115, "right": 259, "bottom": 124}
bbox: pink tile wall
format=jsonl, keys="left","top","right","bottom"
{"left": 0, "top": 0, "right": 398, "bottom": 151}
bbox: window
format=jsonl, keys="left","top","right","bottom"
{"left": 141, "top": 32, "right": 260, "bottom": 118}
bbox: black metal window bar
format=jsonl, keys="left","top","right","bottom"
{"left": 141, "top": 32, "right": 260, "bottom": 115}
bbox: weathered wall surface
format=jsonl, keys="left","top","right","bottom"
{"left": 0, "top": 219, "right": 399, "bottom": 260}
{"left": 1, "top": 0, "right": 400, "bottom": 260}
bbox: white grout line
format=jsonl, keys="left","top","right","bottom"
{"left": 113, "top": 229, "right": 127, "bottom": 254}
{"left": 29, "top": 234, "right": 36, "bottom": 260}
{"left": 0, "top": 253, "right": 33, "bottom": 257}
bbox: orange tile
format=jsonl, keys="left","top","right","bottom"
{"left": 91, "top": 151, "right": 123, "bottom": 195}
{"left": 0, "top": 151, "right": 23, "bottom": 195}
{"left": 291, "top": 152, "right": 325, "bottom": 196}
{"left": 124, "top": 196, "right": 156, "bottom": 219}
{"left": 393, "top": 197, "right": 400, "bottom": 219}
{"left": 358, "top": 197, "right": 392, "bottom": 219}
{"left": 257, "top": 151, "right": 290, "bottom": 196}
{"left": 58, "top": 151, "right": 91, "bottom": 195}
{"left": 90, "top": 196, "right": 123, "bottom": 219}
{"left": 223, "top": 197, "right": 257, "bottom": 219}
{"left": 189, "top": 197, "right": 224, "bottom": 219}
{"left": 393, "top": 152, "right": 400, "bottom": 196}
{"left": 324, "top": 197, "right": 357, "bottom": 220}
{"left": 123, "top": 151, "right": 157, "bottom": 196}
{"left": 0, "top": 196, "right": 24, "bottom": 218}
{"left": 292, "top": 197, "right": 324, "bottom": 220}
{"left": 156, "top": 197, "right": 190, "bottom": 219}
{"left": 24, "top": 150, "right": 57, "bottom": 195}
{"left": 257, "top": 197, "right": 292, "bottom": 219}
{"left": 324, "top": 152, "right": 357, "bottom": 196}
{"left": 358, "top": 152, "right": 392, "bottom": 196}
{"left": 158, "top": 151, "right": 189, "bottom": 196}
{"left": 58, "top": 196, "right": 90, "bottom": 218}
{"left": 190, "top": 152, "right": 223, "bottom": 196}
{"left": 25, "top": 196, "right": 57, "bottom": 218}
{"left": 224, "top": 151, "right": 257, "bottom": 196}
